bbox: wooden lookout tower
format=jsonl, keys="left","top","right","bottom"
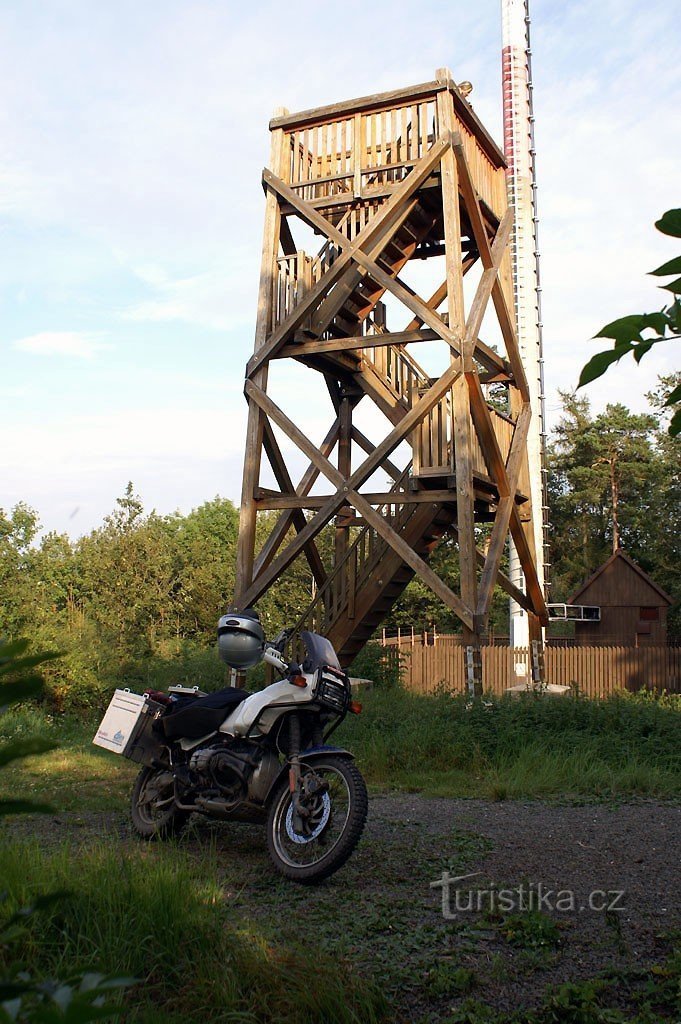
{"left": 234, "top": 69, "right": 549, "bottom": 691}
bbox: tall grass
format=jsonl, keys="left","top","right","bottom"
{"left": 3, "top": 689, "right": 680, "bottom": 807}
{"left": 0, "top": 840, "right": 386, "bottom": 1024}
{"left": 343, "top": 688, "right": 681, "bottom": 799}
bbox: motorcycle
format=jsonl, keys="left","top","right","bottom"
{"left": 93, "top": 611, "right": 368, "bottom": 884}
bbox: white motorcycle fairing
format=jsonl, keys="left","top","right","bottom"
{"left": 220, "top": 675, "right": 316, "bottom": 737}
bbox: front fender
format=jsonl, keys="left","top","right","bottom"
{"left": 263, "top": 745, "right": 355, "bottom": 804}
{"left": 301, "top": 745, "right": 354, "bottom": 760}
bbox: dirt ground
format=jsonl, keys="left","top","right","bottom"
{"left": 9, "top": 794, "right": 681, "bottom": 1021}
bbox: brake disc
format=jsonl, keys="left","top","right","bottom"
{"left": 285, "top": 793, "right": 331, "bottom": 844}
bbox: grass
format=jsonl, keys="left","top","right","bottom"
{"left": 0, "top": 839, "right": 387, "bottom": 1024}
{"left": 343, "top": 687, "right": 681, "bottom": 801}
{"left": 2, "top": 688, "right": 680, "bottom": 814}
{"left": 2, "top": 684, "right": 680, "bottom": 1021}
{"left": 0, "top": 705, "right": 137, "bottom": 813}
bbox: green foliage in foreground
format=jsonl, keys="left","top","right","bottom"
{"left": 579, "top": 208, "right": 681, "bottom": 437}
{"left": 342, "top": 688, "right": 681, "bottom": 800}
{"left": 0, "top": 841, "right": 386, "bottom": 1024}
{"left": 1, "top": 640, "right": 135, "bottom": 1024}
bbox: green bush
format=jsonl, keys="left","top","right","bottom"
{"left": 348, "top": 641, "right": 402, "bottom": 689}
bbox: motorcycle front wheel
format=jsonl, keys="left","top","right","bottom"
{"left": 266, "top": 756, "right": 368, "bottom": 884}
{"left": 130, "top": 765, "right": 189, "bottom": 840}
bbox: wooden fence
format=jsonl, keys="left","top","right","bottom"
{"left": 383, "top": 637, "right": 681, "bottom": 698}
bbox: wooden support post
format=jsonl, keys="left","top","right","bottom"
{"left": 437, "top": 70, "right": 480, "bottom": 691}
{"left": 234, "top": 110, "right": 288, "bottom": 606}
{"left": 335, "top": 397, "right": 352, "bottom": 608}
{"left": 529, "top": 614, "right": 545, "bottom": 687}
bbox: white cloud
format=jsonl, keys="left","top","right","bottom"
{"left": 123, "top": 264, "right": 256, "bottom": 332}
{"left": 13, "top": 331, "right": 110, "bottom": 359}
{"left": 1, "top": 403, "right": 249, "bottom": 536}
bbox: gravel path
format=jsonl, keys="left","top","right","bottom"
{"left": 7, "top": 794, "right": 681, "bottom": 1020}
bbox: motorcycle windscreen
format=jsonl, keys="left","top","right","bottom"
{"left": 300, "top": 631, "right": 341, "bottom": 672}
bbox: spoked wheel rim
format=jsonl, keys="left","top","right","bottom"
{"left": 272, "top": 764, "right": 351, "bottom": 869}
{"left": 136, "top": 770, "right": 175, "bottom": 826}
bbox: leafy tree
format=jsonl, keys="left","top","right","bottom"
{"left": 579, "top": 209, "right": 681, "bottom": 436}
{"left": 0, "top": 505, "right": 41, "bottom": 636}
{"left": 546, "top": 388, "right": 679, "bottom": 631}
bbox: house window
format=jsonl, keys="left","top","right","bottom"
{"left": 639, "top": 607, "right": 659, "bottom": 621}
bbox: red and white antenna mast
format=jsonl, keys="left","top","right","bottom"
{"left": 502, "top": 0, "right": 548, "bottom": 648}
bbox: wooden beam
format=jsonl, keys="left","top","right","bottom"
{"left": 278, "top": 327, "right": 439, "bottom": 359}
{"left": 269, "top": 74, "right": 506, "bottom": 168}
{"left": 307, "top": 198, "right": 424, "bottom": 340}
{"left": 247, "top": 136, "right": 451, "bottom": 379}
{"left": 240, "top": 359, "right": 462, "bottom": 607}
{"left": 351, "top": 427, "right": 402, "bottom": 480}
{"left": 475, "top": 404, "right": 531, "bottom": 617}
{"left": 405, "top": 280, "right": 448, "bottom": 331}
{"left": 269, "top": 166, "right": 512, "bottom": 379}
{"left": 448, "top": 525, "right": 533, "bottom": 612}
{"left": 335, "top": 397, "right": 353, "bottom": 574}
{"left": 234, "top": 112, "right": 288, "bottom": 605}
{"left": 348, "top": 491, "right": 473, "bottom": 630}
{"left": 253, "top": 419, "right": 339, "bottom": 579}
{"left": 466, "top": 375, "right": 547, "bottom": 622}
{"left": 261, "top": 417, "right": 327, "bottom": 589}
{"left": 255, "top": 490, "right": 453, "bottom": 509}
{"left": 279, "top": 216, "right": 297, "bottom": 257}
{"left": 270, "top": 81, "right": 447, "bottom": 131}
{"left": 461, "top": 210, "right": 514, "bottom": 353}
{"left": 267, "top": 166, "right": 468, "bottom": 361}
{"left": 282, "top": 174, "right": 513, "bottom": 378}
{"left": 246, "top": 383, "right": 473, "bottom": 629}
{"left": 453, "top": 139, "right": 529, "bottom": 401}
{"left": 436, "top": 78, "right": 478, "bottom": 647}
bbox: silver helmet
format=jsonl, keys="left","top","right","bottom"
{"left": 216, "top": 609, "right": 265, "bottom": 670}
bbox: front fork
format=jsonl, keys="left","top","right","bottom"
{"left": 287, "top": 714, "right": 306, "bottom": 824}
{"left": 287, "top": 714, "right": 326, "bottom": 826}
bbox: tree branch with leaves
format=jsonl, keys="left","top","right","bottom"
{"left": 579, "top": 209, "right": 681, "bottom": 436}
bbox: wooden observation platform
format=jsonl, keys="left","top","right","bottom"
{"left": 234, "top": 68, "right": 548, "bottom": 691}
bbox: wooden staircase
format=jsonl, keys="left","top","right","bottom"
{"left": 292, "top": 472, "right": 458, "bottom": 665}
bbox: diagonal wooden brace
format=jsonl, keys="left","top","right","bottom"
{"left": 253, "top": 419, "right": 339, "bottom": 579}
{"left": 266, "top": 162, "right": 514, "bottom": 378}
{"left": 248, "top": 135, "right": 451, "bottom": 379}
{"left": 245, "top": 382, "right": 473, "bottom": 629}
{"left": 453, "top": 140, "right": 529, "bottom": 400}
{"left": 475, "top": 403, "right": 531, "bottom": 617}
{"left": 467, "top": 373, "right": 546, "bottom": 621}
{"left": 240, "top": 358, "right": 462, "bottom": 608}
{"left": 261, "top": 417, "right": 327, "bottom": 588}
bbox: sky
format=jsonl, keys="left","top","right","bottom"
{"left": 1, "top": 0, "right": 679, "bottom": 538}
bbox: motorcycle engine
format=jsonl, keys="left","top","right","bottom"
{"left": 189, "top": 742, "right": 252, "bottom": 806}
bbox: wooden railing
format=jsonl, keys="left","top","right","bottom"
{"left": 275, "top": 80, "right": 506, "bottom": 218}
{"left": 361, "top": 337, "right": 516, "bottom": 480}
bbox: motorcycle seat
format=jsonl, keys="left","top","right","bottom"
{"left": 160, "top": 687, "right": 251, "bottom": 740}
